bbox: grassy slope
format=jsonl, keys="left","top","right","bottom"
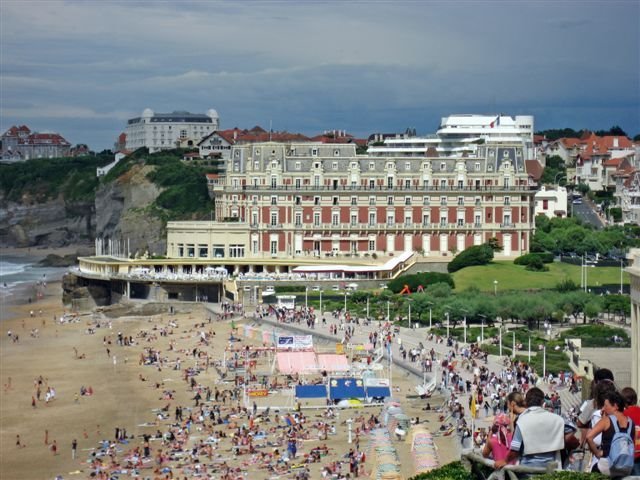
{"left": 452, "top": 260, "right": 629, "bottom": 292}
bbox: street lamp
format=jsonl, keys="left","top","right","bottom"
{"left": 554, "top": 172, "right": 565, "bottom": 185}
{"left": 305, "top": 286, "right": 308, "bottom": 309}
{"left": 319, "top": 289, "right": 323, "bottom": 318}
{"left": 478, "top": 314, "right": 486, "bottom": 344}
{"left": 408, "top": 299, "right": 412, "bottom": 330}
{"left": 493, "top": 280, "right": 498, "bottom": 296}
{"left": 344, "top": 291, "right": 348, "bottom": 314}
{"left": 461, "top": 309, "right": 468, "bottom": 345}
{"left": 366, "top": 295, "right": 370, "bottom": 320}
{"left": 445, "top": 312, "right": 450, "bottom": 339}
{"left": 426, "top": 301, "right": 433, "bottom": 329}
{"left": 387, "top": 300, "right": 390, "bottom": 323}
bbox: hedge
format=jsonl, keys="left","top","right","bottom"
{"left": 409, "top": 461, "right": 607, "bottom": 480}
{"left": 388, "top": 272, "right": 455, "bottom": 293}
{"left": 515, "top": 252, "right": 554, "bottom": 266}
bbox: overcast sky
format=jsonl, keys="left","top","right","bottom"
{"left": 1, "top": 0, "right": 638, "bottom": 150}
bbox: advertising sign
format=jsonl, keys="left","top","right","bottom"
{"left": 276, "top": 335, "right": 313, "bottom": 349}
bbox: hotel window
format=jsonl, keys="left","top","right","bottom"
{"left": 387, "top": 177, "right": 394, "bottom": 188}
{"left": 232, "top": 179, "right": 239, "bottom": 188}
{"left": 404, "top": 214, "right": 412, "bottom": 226}
{"left": 368, "top": 239, "right": 376, "bottom": 251}
{"left": 475, "top": 214, "right": 481, "bottom": 226}
{"left": 233, "top": 162, "right": 240, "bottom": 172}
{"left": 253, "top": 161, "right": 259, "bottom": 170}
{"left": 405, "top": 196, "right": 411, "bottom": 206}
{"left": 369, "top": 196, "right": 376, "bottom": 206}
{"left": 252, "top": 196, "right": 258, "bottom": 205}
{"left": 229, "top": 245, "right": 245, "bottom": 258}
{"left": 405, "top": 162, "right": 411, "bottom": 171}
{"left": 253, "top": 178, "right": 259, "bottom": 187}
{"left": 295, "top": 196, "right": 301, "bottom": 205}
{"left": 351, "top": 196, "right": 357, "bottom": 206}
{"left": 350, "top": 213, "right": 358, "bottom": 226}
{"left": 178, "top": 244, "right": 184, "bottom": 256}
{"left": 270, "top": 212, "right": 278, "bottom": 226}
{"left": 475, "top": 162, "right": 481, "bottom": 171}
{"left": 457, "top": 196, "right": 464, "bottom": 206}
{"left": 332, "top": 212, "right": 339, "bottom": 226}
{"left": 369, "top": 212, "right": 376, "bottom": 225}
{"left": 423, "top": 196, "right": 430, "bottom": 206}
{"left": 252, "top": 239, "right": 258, "bottom": 255}
{"left": 387, "top": 196, "right": 394, "bottom": 205}
{"left": 314, "top": 175, "right": 320, "bottom": 187}
{"left": 295, "top": 162, "right": 301, "bottom": 170}
{"left": 457, "top": 216, "right": 464, "bottom": 226}
{"left": 251, "top": 212, "right": 258, "bottom": 225}
{"left": 213, "top": 245, "right": 225, "bottom": 258}
{"left": 270, "top": 240, "right": 278, "bottom": 255}
{"left": 504, "top": 177, "right": 510, "bottom": 188}
{"left": 440, "top": 216, "right": 447, "bottom": 227}
{"left": 295, "top": 178, "right": 301, "bottom": 188}
{"left": 369, "top": 162, "right": 375, "bottom": 170}
{"left": 295, "top": 212, "right": 302, "bottom": 226}
{"left": 350, "top": 162, "right": 357, "bottom": 169}
{"left": 312, "top": 148, "right": 318, "bottom": 156}
{"left": 332, "top": 162, "right": 338, "bottom": 170}
{"left": 314, "top": 213, "right": 321, "bottom": 226}
{"left": 387, "top": 213, "right": 395, "bottom": 226}
{"left": 271, "top": 196, "right": 277, "bottom": 205}
{"left": 271, "top": 176, "right": 277, "bottom": 188}
{"left": 180, "top": 129, "right": 187, "bottom": 139}
{"left": 314, "top": 196, "right": 320, "bottom": 205}
{"left": 369, "top": 179, "right": 375, "bottom": 188}
{"left": 440, "top": 162, "right": 446, "bottom": 171}
{"left": 504, "top": 196, "right": 511, "bottom": 205}
{"left": 333, "top": 196, "right": 338, "bottom": 205}
{"left": 405, "top": 179, "right": 411, "bottom": 188}
{"left": 422, "top": 213, "right": 429, "bottom": 225}
{"left": 458, "top": 180, "right": 464, "bottom": 188}
{"left": 440, "top": 179, "right": 447, "bottom": 188}
{"left": 440, "top": 196, "right": 447, "bottom": 206}
{"left": 475, "top": 197, "right": 481, "bottom": 206}
{"left": 334, "top": 150, "right": 340, "bottom": 157}
{"left": 504, "top": 214, "right": 511, "bottom": 225}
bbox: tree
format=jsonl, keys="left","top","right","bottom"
{"left": 576, "top": 183, "right": 590, "bottom": 196}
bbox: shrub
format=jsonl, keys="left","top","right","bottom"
{"left": 447, "top": 245, "right": 494, "bottom": 273}
{"left": 409, "top": 461, "right": 468, "bottom": 480}
{"left": 525, "top": 256, "right": 549, "bottom": 271}
{"left": 555, "top": 279, "right": 579, "bottom": 292}
{"left": 388, "top": 272, "right": 455, "bottom": 293}
{"left": 514, "top": 252, "right": 554, "bottom": 265}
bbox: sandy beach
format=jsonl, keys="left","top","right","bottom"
{"left": 0, "top": 280, "right": 458, "bottom": 480}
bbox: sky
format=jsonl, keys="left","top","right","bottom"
{"left": 1, "top": 0, "right": 639, "bottom": 150}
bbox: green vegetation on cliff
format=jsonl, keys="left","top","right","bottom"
{"left": 104, "top": 148, "right": 215, "bottom": 220}
{"left": 0, "top": 154, "right": 111, "bottom": 202}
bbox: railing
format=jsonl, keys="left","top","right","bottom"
{"left": 463, "top": 451, "right": 560, "bottom": 480}
{"left": 229, "top": 184, "right": 538, "bottom": 193}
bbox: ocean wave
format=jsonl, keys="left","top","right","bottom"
{"left": 0, "top": 261, "right": 28, "bottom": 278}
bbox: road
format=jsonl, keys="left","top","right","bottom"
{"left": 571, "top": 200, "right": 604, "bottom": 228}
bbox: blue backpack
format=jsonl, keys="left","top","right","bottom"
{"left": 607, "top": 415, "right": 634, "bottom": 478}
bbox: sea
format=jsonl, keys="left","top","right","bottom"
{"left": 0, "top": 255, "right": 69, "bottom": 320}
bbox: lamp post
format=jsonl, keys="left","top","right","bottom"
{"left": 344, "top": 291, "right": 348, "bottom": 314}
{"left": 528, "top": 336, "right": 531, "bottom": 363}
{"left": 620, "top": 258, "right": 624, "bottom": 294}
{"left": 319, "top": 289, "right": 323, "bottom": 318}
{"left": 493, "top": 280, "right": 498, "bottom": 296}
{"left": 461, "top": 309, "right": 468, "bottom": 345}
{"left": 387, "top": 300, "right": 390, "bottom": 323}
{"left": 446, "top": 312, "right": 450, "bottom": 339}
{"left": 512, "top": 331, "right": 516, "bottom": 359}
{"left": 499, "top": 324, "right": 503, "bottom": 358}
{"left": 305, "top": 287, "right": 308, "bottom": 309}
{"left": 366, "top": 295, "right": 370, "bottom": 320}
{"left": 554, "top": 172, "right": 565, "bottom": 185}
{"left": 427, "top": 301, "right": 433, "bottom": 329}
{"left": 408, "top": 300, "right": 412, "bottom": 330}
{"left": 478, "top": 314, "right": 486, "bottom": 344}
{"left": 347, "top": 418, "right": 353, "bottom": 444}
{"left": 543, "top": 346, "right": 547, "bottom": 379}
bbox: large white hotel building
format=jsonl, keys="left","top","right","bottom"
{"left": 166, "top": 114, "right": 540, "bottom": 262}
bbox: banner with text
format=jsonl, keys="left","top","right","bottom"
{"left": 277, "top": 335, "right": 313, "bottom": 350}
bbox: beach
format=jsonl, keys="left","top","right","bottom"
{"left": 0, "top": 280, "right": 458, "bottom": 480}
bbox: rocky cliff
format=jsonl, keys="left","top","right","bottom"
{"left": 0, "top": 192, "right": 95, "bottom": 247}
{"left": 94, "top": 163, "right": 166, "bottom": 256}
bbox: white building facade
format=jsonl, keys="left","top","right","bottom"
{"left": 534, "top": 186, "right": 568, "bottom": 219}
{"left": 125, "top": 108, "right": 220, "bottom": 153}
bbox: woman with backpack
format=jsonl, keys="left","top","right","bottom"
{"left": 586, "top": 390, "right": 636, "bottom": 477}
